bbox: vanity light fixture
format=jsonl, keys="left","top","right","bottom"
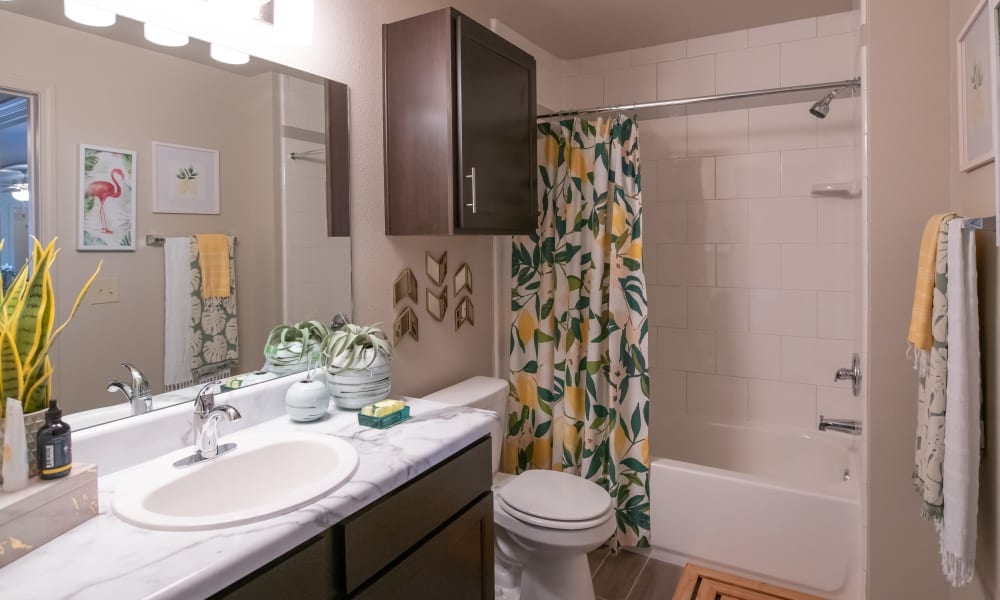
{"left": 143, "top": 23, "right": 190, "bottom": 47}
{"left": 274, "top": 0, "right": 315, "bottom": 46}
{"left": 11, "top": 186, "right": 29, "bottom": 202}
{"left": 210, "top": 43, "right": 250, "bottom": 65}
{"left": 63, "top": 0, "right": 116, "bottom": 27}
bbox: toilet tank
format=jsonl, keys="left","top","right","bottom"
{"left": 421, "top": 376, "right": 508, "bottom": 472}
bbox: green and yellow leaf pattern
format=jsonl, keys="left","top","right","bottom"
{"left": 506, "top": 115, "right": 650, "bottom": 548}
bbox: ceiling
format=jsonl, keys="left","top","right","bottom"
{"left": 488, "top": 0, "right": 855, "bottom": 58}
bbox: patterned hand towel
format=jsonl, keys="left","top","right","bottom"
{"left": 908, "top": 213, "right": 956, "bottom": 374}
{"left": 940, "top": 218, "right": 982, "bottom": 586}
{"left": 913, "top": 214, "right": 954, "bottom": 522}
{"left": 195, "top": 233, "right": 231, "bottom": 298}
{"left": 189, "top": 236, "right": 239, "bottom": 378}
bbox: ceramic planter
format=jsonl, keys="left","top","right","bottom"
{"left": 284, "top": 376, "right": 330, "bottom": 422}
{"left": 0, "top": 409, "right": 47, "bottom": 483}
{"left": 325, "top": 349, "right": 392, "bottom": 410}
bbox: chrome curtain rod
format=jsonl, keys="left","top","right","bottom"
{"left": 537, "top": 77, "right": 862, "bottom": 120}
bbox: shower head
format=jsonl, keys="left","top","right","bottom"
{"left": 809, "top": 89, "right": 840, "bottom": 119}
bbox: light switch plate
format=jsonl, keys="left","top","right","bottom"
{"left": 90, "top": 278, "right": 120, "bottom": 304}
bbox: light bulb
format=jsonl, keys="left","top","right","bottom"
{"left": 274, "top": 0, "right": 314, "bottom": 46}
{"left": 210, "top": 43, "right": 250, "bottom": 65}
{"left": 11, "top": 189, "right": 29, "bottom": 202}
{"left": 64, "top": 0, "right": 116, "bottom": 27}
{"left": 143, "top": 23, "right": 189, "bottom": 47}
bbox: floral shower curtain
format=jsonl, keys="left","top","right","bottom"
{"left": 505, "top": 115, "right": 650, "bottom": 548}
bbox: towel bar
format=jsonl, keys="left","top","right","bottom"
{"left": 145, "top": 235, "right": 238, "bottom": 247}
{"left": 962, "top": 216, "right": 995, "bottom": 231}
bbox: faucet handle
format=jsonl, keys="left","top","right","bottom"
{"left": 121, "top": 363, "right": 150, "bottom": 395}
{"left": 194, "top": 382, "right": 219, "bottom": 415}
{"left": 198, "top": 404, "right": 242, "bottom": 459}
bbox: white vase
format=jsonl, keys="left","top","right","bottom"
{"left": 325, "top": 349, "right": 391, "bottom": 410}
{"left": 284, "top": 376, "right": 330, "bottom": 422}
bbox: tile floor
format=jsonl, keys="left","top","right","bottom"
{"left": 588, "top": 547, "right": 684, "bottom": 600}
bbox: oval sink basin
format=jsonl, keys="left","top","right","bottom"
{"left": 112, "top": 432, "right": 359, "bottom": 531}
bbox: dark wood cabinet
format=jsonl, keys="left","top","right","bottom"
{"left": 212, "top": 436, "right": 494, "bottom": 600}
{"left": 383, "top": 8, "right": 537, "bottom": 235}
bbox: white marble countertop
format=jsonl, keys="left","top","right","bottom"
{"left": 0, "top": 399, "right": 496, "bottom": 600}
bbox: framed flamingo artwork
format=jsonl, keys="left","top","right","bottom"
{"left": 79, "top": 144, "right": 137, "bottom": 251}
{"left": 152, "top": 142, "right": 220, "bottom": 214}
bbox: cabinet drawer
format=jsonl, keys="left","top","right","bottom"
{"left": 354, "top": 492, "right": 494, "bottom": 600}
{"left": 211, "top": 532, "right": 332, "bottom": 599}
{"left": 335, "top": 436, "right": 492, "bottom": 593}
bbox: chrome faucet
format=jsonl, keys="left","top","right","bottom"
{"left": 818, "top": 415, "right": 862, "bottom": 436}
{"left": 107, "top": 363, "right": 153, "bottom": 416}
{"left": 174, "top": 383, "right": 242, "bottom": 467}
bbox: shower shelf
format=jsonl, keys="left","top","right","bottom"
{"left": 811, "top": 182, "right": 860, "bottom": 198}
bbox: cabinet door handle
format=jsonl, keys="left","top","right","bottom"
{"left": 465, "top": 167, "right": 477, "bottom": 214}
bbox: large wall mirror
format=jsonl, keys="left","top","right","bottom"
{"left": 0, "top": 2, "right": 352, "bottom": 429}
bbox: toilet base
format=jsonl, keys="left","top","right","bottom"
{"left": 519, "top": 553, "right": 596, "bottom": 600}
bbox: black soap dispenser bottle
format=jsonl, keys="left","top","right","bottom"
{"left": 37, "top": 399, "right": 72, "bottom": 480}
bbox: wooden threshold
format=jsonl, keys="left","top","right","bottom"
{"left": 671, "top": 564, "right": 828, "bottom": 600}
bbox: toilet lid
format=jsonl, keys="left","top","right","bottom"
{"left": 498, "top": 470, "right": 612, "bottom": 523}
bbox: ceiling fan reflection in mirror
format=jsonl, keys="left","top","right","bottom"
{"left": 0, "top": 164, "right": 29, "bottom": 202}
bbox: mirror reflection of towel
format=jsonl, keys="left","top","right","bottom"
{"left": 195, "top": 234, "right": 231, "bottom": 298}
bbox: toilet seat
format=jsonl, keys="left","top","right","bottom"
{"left": 497, "top": 470, "right": 612, "bottom": 531}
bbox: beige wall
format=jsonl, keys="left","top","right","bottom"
{"left": 866, "top": 0, "right": 954, "bottom": 598}
{"left": 949, "top": 0, "right": 999, "bottom": 598}
{"left": 0, "top": 12, "right": 280, "bottom": 412}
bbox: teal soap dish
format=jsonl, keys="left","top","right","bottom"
{"left": 358, "top": 405, "right": 411, "bottom": 429}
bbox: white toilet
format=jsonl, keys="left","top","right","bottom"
{"left": 422, "top": 377, "right": 616, "bottom": 600}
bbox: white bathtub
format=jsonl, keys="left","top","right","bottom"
{"left": 649, "top": 418, "right": 862, "bottom": 599}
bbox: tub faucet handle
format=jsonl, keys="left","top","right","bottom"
{"left": 834, "top": 353, "right": 862, "bottom": 397}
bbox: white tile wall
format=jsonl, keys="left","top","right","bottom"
{"left": 559, "top": 12, "right": 860, "bottom": 433}
{"left": 780, "top": 33, "right": 857, "bottom": 86}
{"left": 657, "top": 55, "right": 716, "bottom": 100}
{"left": 749, "top": 289, "right": 817, "bottom": 336}
{"left": 717, "top": 331, "right": 781, "bottom": 379}
{"left": 716, "top": 45, "right": 780, "bottom": 94}
{"left": 686, "top": 373, "right": 748, "bottom": 419}
{"left": 659, "top": 244, "right": 715, "bottom": 285}
{"left": 687, "top": 110, "right": 748, "bottom": 156}
{"left": 716, "top": 244, "right": 781, "bottom": 288}
{"left": 716, "top": 153, "right": 781, "bottom": 198}
{"left": 640, "top": 117, "right": 687, "bottom": 160}
{"left": 749, "top": 103, "right": 818, "bottom": 152}
{"left": 688, "top": 199, "right": 749, "bottom": 243}
{"left": 688, "top": 286, "right": 748, "bottom": 331}
{"left": 749, "top": 197, "right": 817, "bottom": 243}
{"left": 657, "top": 157, "right": 715, "bottom": 201}
{"left": 604, "top": 64, "right": 657, "bottom": 105}
{"left": 748, "top": 380, "right": 817, "bottom": 429}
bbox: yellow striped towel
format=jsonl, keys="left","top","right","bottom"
{"left": 907, "top": 213, "right": 954, "bottom": 351}
{"left": 195, "top": 234, "right": 231, "bottom": 298}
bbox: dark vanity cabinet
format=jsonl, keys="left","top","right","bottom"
{"left": 383, "top": 8, "right": 537, "bottom": 235}
{"left": 212, "top": 437, "right": 494, "bottom": 599}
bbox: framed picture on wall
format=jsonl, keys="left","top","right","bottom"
{"left": 78, "top": 144, "right": 136, "bottom": 251}
{"left": 958, "top": 0, "right": 994, "bottom": 172}
{"left": 152, "top": 142, "right": 220, "bottom": 214}
{"left": 990, "top": 0, "right": 1000, "bottom": 246}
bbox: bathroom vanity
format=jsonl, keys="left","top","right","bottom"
{"left": 0, "top": 379, "right": 497, "bottom": 600}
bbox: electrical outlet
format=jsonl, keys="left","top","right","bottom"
{"left": 90, "top": 278, "right": 120, "bottom": 304}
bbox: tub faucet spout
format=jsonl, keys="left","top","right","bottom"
{"left": 818, "top": 415, "right": 862, "bottom": 436}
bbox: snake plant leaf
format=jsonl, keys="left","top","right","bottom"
{"left": 22, "top": 357, "right": 52, "bottom": 414}
{"left": 0, "top": 328, "right": 22, "bottom": 417}
{"left": 12, "top": 240, "right": 56, "bottom": 367}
